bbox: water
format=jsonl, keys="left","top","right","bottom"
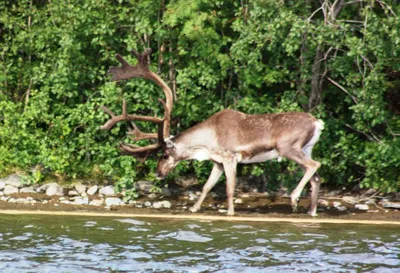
{"left": 0, "top": 215, "right": 399, "bottom": 273}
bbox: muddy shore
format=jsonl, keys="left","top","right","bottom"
{"left": 1, "top": 191, "right": 399, "bottom": 223}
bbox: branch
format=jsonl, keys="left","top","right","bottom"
{"left": 327, "top": 77, "right": 358, "bottom": 104}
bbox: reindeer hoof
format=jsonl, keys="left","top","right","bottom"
{"left": 308, "top": 209, "right": 318, "bottom": 217}
{"left": 227, "top": 209, "right": 235, "bottom": 216}
{"left": 291, "top": 197, "right": 299, "bottom": 213}
{"left": 189, "top": 206, "right": 199, "bottom": 213}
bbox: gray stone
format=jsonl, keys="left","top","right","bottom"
{"left": 1, "top": 174, "right": 24, "bottom": 188}
{"left": 342, "top": 196, "right": 358, "bottom": 205}
{"left": 175, "top": 176, "right": 199, "bottom": 188}
{"left": 72, "top": 197, "right": 89, "bottom": 205}
{"left": 4, "top": 185, "right": 19, "bottom": 195}
{"left": 333, "top": 201, "right": 342, "bottom": 207}
{"left": 161, "top": 187, "right": 172, "bottom": 197}
{"left": 355, "top": 204, "right": 369, "bottom": 211}
{"left": 20, "top": 187, "right": 36, "bottom": 194}
{"left": 87, "top": 185, "right": 98, "bottom": 196}
{"left": 218, "top": 209, "right": 228, "bottom": 213}
{"left": 36, "top": 183, "right": 52, "bottom": 193}
{"left": 382, "top": 202, "right": 400, "bottom": 209}
{"left": 0, "top": 191, "right": 4, "bottom": 196}
{"left": 0, "top": 181, "right": 5, "bottom": 190}
{"left": 135, "top": 181, "right": 153, "bottom": 192}
{"left": 153, "top": 200, "right": 172, "bottom": 209}
{"left": 105, "top": 197, "right": 124, "bottom": 207}
{"left": 68, "top": 190, "right": 79, "bottom": 196}
{"left": 148, "top": 193, "right": 157, "bottom": 199}
{"left": 240, "top": 193, "right": 250, "bottom": 198}
{"left": 336, "top": 206, "right": 348, "bottom": 211}
{"left": 74, "top": 184, "right": 87, "bottom": 195}
{"left": 60, "top": 200, "right": 71, "bottom": 204}
{"left": 234, "top": 198, "right": 243, "bottom": 204}
{"left": 89, "top": 199, "right": 104, "bottom": 206}
{"left": 1, "top": 196, "right": 10, "bottom": 201}
{"left": 144, "top": 201, "right": 152, "bottom": 207}
{"left": 46, "top": 183, "right": 64, "bottom": 196}
{"left": 99, "top": 186, "right": 115, "bottom": 196}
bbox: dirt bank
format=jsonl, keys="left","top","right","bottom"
{"left": 0, "top": 192, "right": 399, "bottom": 224}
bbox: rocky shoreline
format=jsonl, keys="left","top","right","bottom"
{"left": 1, "top": 174, "right": 399, "bottom": 221}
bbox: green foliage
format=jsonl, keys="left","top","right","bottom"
{"left": 0, "top": 0, "right": 399, "bottom": 193}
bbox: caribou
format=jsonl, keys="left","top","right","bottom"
{"left": 101, "top": 49, "right": 324, "bottom": 216}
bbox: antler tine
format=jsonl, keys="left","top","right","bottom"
{"left": 127, "top": 122, "right": 158, "bottom": 141}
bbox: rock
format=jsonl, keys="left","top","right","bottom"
{"left": 382, "top": 202, "right": 400, "bottom": 209}
{"left": 74, "top": 184, "right": 87, "bottom": 195}
{"left": 148, "top": 193, "right": 158, "bottom": 199}
{"left": 153, "top": 200, "right": 172, "bottom": 209}
{"left": 89, "top": 199, "right": 104, "bottom": 206}
{"left": 72, "top": 197, "right": 89, "bottom": 205}
{"left": 4, "top": 185, "right": 19, "bottom": 195}
{"left": 0, "top": 181, "right": 5, "bottom": 190}
{"left": 87, "top": 185, "right": 98, "bottom": 196}
{"left": 20, "top": 187, "right": 36, "bottom": 194}
{"left": 105, "top": 197, "right": 123, "bottom": 207}
{"left": 161, "top": 187, "right": 172, "bottom": 197}
{"left": 342, "top": 196, "right": 358, "bottom": 205}
{"left": 175, "top": 176, "right": 199, "bottom": 188}
{"left": 135, "top": 181, "right": 153, "bottom": 192}
{"left": 333, "top": 201, "right": 342, "bottom": 207}
{"left": 218, "top": 209, "right": 228, "bottom": 213}
{"left": 99, "top": 186, "right": 115, "bottom": 196}
{"left": 234, "top": 198, "right": 243, "bottom": 204}
{"left": 318, "top": 199, "right": 330, "bottom": 207}
{"left": 68, "top": 190, "right": 79, "bottom": 196}
{"left": 45, "top": 183, "right": 64, "bottom": 196}
{"left": 60, "top": 200, "right": 71, "bottom": 204}
{"left": 240, "top": 193, "right": 250, "bottom": 198}
{"left": 336, "top": 206, "right": 348, "bottom": 211}
{"left": 36, "top": 183, "right": 55, "bottom": 193}
{"left": 1, "top": 174, "right": 24, "bottom": 188}
{"left": 0, "top": 191, "right": 4, "bottom": 196}
{"left": 355, "top": 204, "right": 369, "bottom": 211}
{"left": 144, "top": 201, "right": 152, "bottom": 207}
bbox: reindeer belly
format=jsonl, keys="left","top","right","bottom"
{"left": 239, "top": 149, "right": 280, "bottom": 164}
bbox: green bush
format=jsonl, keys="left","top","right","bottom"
{"left": 0, "top": 0, "right": 398, "bottom": 193}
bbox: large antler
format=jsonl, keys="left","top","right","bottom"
{"left": 100, "top": 48, "right": 174, "bottom": 157}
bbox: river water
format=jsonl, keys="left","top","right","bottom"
{"left": 0, "top": 215, "right": 399, "bottom": 273}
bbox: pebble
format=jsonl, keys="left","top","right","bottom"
{"left": 355, "top": 204, "right": 369, "bottom": 211}
{"left": 382, "top": 202, "right": 400, "bottom": 209}
{"left": 87, "top": 185, "right": 98, "bottom": 196}
{"left": 20, "top": 187, "right": 36, "bottom": 194}
{"left": 144, "top": 201, "right": 152, "bottom": 207}
{"left": 0, "top": 181, "right": 5, "bottom": 190}
{"left": 99, "top": 186, "right": 115, "bottom": 196}
{"left": 46, "top": 183, "right": 64, "bottom": 196}
{"left": 234, "top": 198, "right": 243, "bottom": 204}
{"left": 68, "top": 190, "right": 79, "bottom": 196}
{"left": 105, "top": 197, "right": 124, "bottom": 207}
{"left": 218, "top": 209, "right": 228, "bottom": 213}
{"left": 152, "top": 201, "right": 172, "bottom": 209}
{"left": 89, "top": 199, "right": 104, "bottom": 206}
{"left": 74, "top": 184, "right": 87, "bottom": 195}
{"left": 4, "top": 185, "right": 19, "bottom": 195}
{"left": 72, "top": 197, "right": 89, "bottom": 205}
{"left": 2, "top": 174, "right": 23, "bottom": 188}
{"left": 333, "top": 201, "right": 341, "bottom": 207}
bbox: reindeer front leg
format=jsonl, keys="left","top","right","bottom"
{"left": 189, "top": 163, "right": 224, "bottom": 213}
{"left": 223, "top": 159, "right": 237, "bottom": 216}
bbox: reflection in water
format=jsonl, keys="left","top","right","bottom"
{"left": 0, "top": 215, "right": 399, "bottom": 273}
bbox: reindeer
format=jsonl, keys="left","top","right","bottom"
{"left": 101, "top": 49, "right": 324, "bottom": 216}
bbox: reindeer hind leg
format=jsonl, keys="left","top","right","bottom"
{"left": 281, "top": 148, "right": 321, "bottom": 213}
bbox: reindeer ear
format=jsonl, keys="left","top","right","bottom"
{"left": 165, "top": 137, "right": 175, "bottom": 148}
